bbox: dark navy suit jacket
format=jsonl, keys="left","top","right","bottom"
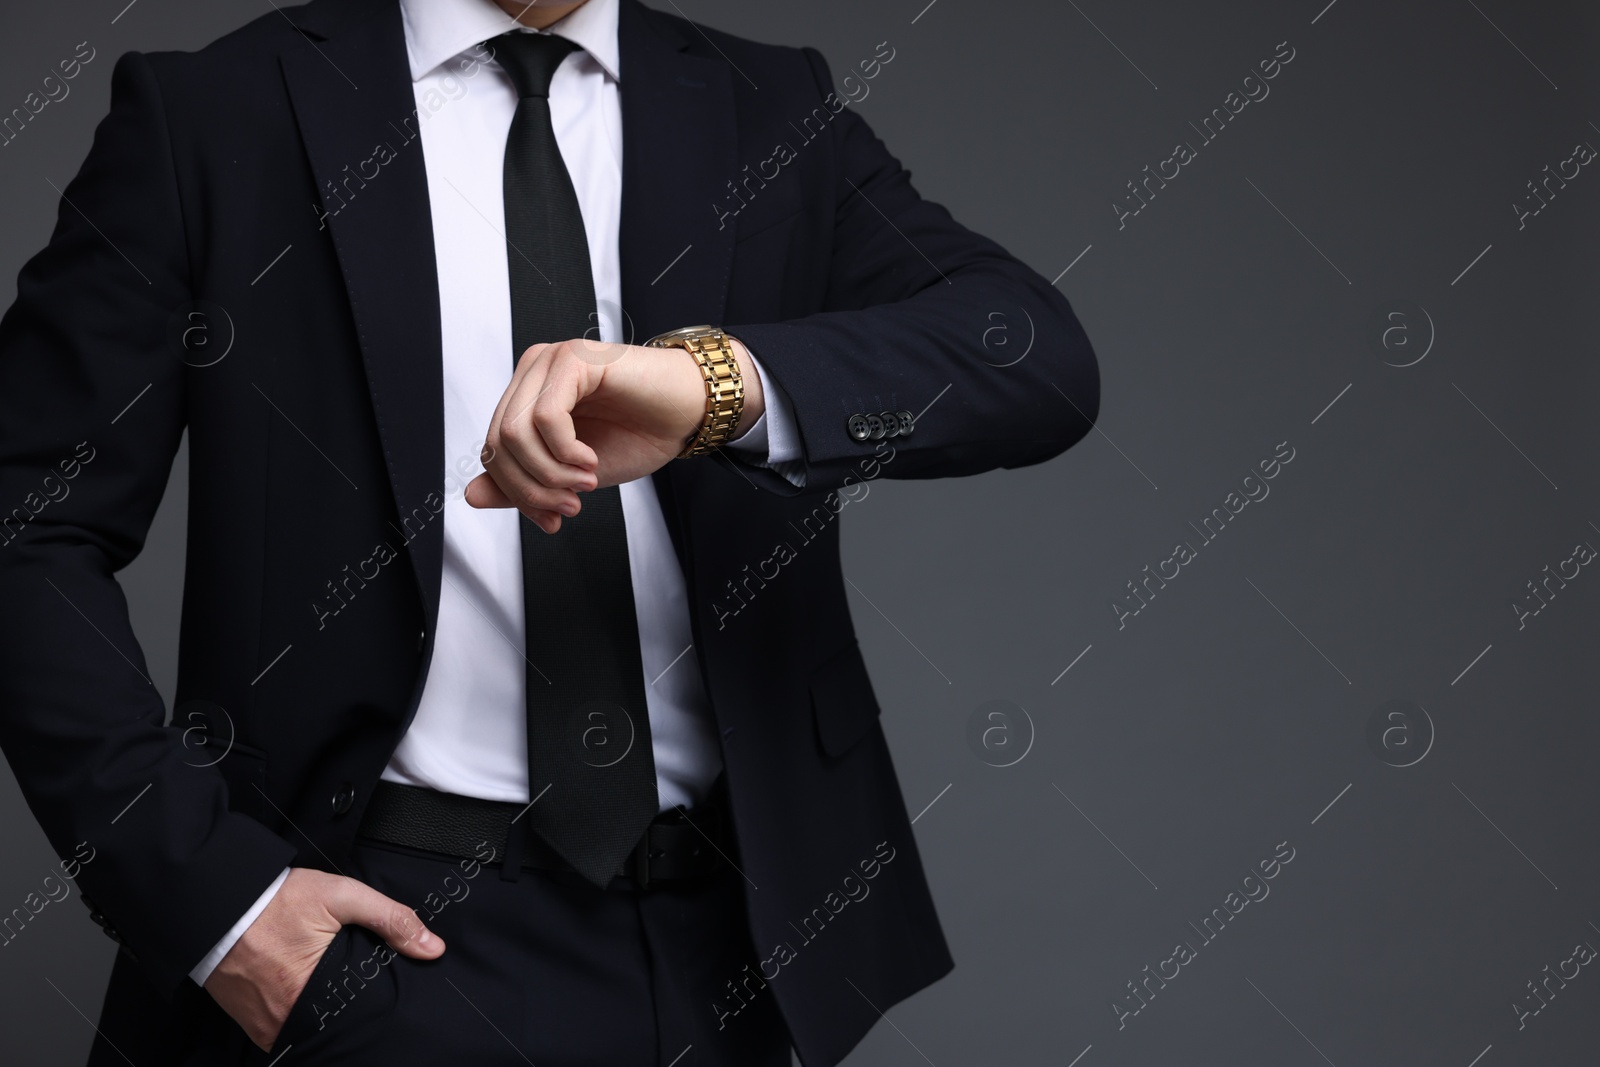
{"left": 0, "top": 0, "right": 1099, "bottom": 1063}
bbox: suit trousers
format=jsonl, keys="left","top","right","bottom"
{"left": 100, "top": 833, "right": 793, "bottom": 1067}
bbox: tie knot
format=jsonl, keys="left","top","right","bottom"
{"left": 494, "top": 30, "right": 581, "bottom": 99}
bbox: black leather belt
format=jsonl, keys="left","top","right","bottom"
{"left": 356, "top": 777, "right": 735, "bottom": 889}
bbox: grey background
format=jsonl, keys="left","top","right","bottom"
{"left": 1, "top": 0, "right": 1596, "bottom": 1064}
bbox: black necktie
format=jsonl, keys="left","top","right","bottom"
{"left": 497, "top": 30, "right": 658, "bottom": 888}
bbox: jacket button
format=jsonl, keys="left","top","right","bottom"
{"left": 865, "top": 413, "right": 887, "bottom": 440}
{"left": 879, "top": 410, "right": 901, "bottom": 438}
{"left": 846, "top": 413, "right": 871, "bottom": 441}
{"left": 332, "top": 782, "right": 355, "bottom": 815}
{"left": 895, "top": 409, "right": 915, "bottom": 436}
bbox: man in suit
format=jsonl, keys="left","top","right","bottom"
{"left": 0, "top": 0, "right": 1099, "bottom": 1063}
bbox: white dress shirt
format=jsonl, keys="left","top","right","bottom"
{"left": 191, "top": 0, "right": 803, "bottom": 987}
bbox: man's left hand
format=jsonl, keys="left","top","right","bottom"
{"left": 465, "top": 336, "right": 764, "bottom": 533}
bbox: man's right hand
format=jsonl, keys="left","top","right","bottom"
{"left": 202, "top": 867, "right": 446, "bottom": 1052}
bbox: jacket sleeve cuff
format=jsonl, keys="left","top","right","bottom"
{"left": 724, "top": 345, "right": 806, "bottom": 487}
{"left": 187, "top": 866, "right": 291, "bottom": 988}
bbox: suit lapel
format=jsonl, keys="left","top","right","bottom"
{"left": 617, "top": 0, "right": 741, "bottom": 583}
{"left": 280, "top": 0, "right": 446, "bottom": 635}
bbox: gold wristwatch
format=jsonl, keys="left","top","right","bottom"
{"left": 644, "top": 325, "right": 745, "bottom": 458}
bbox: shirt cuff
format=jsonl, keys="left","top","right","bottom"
{"left": 188, "top": 866, "right": 290, "bottom": 988}
{"left": 725, "top": 349, "right": 806, "bottom": 486}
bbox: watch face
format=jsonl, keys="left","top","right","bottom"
{"left": 648, "top": 324, "right": 719, "bottom": 346}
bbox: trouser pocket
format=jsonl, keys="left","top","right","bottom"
{"left": 254, "top": 924, "right": 400, "bottom": 1065}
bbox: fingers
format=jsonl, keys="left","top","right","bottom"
{"left": 503, "top": 342, "right": 599, "bottom": 478}
{"left": 517, "top": 351, "right": 600, "bottom": 474}
{"left": 487, "top": 352, "right": 583, "bottom": 504}
{"left": 323, "top": 875, "right": 445, "bottom": 960}
{"left": 465, "top": 473, "right": 566, "bottom": 533}
{"left": 464, "top": 471, "right": 513, "bottom": 508}
{"left": 471, "top": 459, "right": 576, "bottom": 529}
{"left": 476, "top": 342, "right": 601, "bottom": 527}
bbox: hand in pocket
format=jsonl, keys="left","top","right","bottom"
{"left": 203, "top": 867, "right": 445, "bottom": 1051}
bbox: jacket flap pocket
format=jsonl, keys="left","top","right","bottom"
{"left": 734, "top": 201, "right": 807, "bottom": 245}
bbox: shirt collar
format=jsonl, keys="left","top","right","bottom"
{"left": 399, "top": 0, "right": 620, "bottom": 83}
